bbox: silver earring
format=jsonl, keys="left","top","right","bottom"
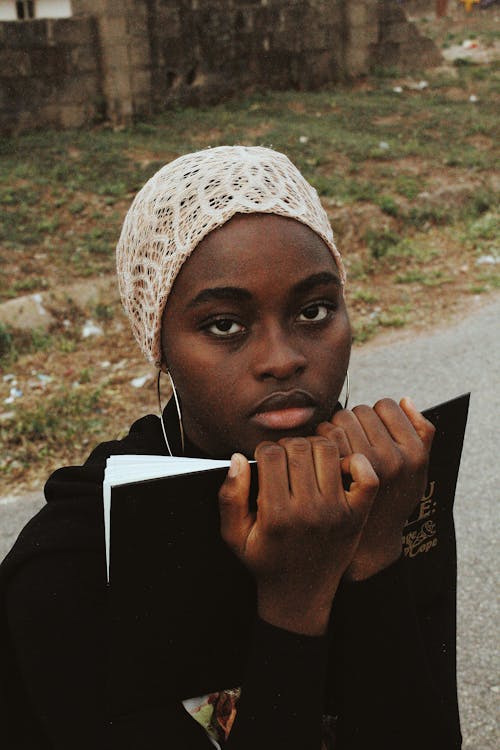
{"left": 157, "top": 369, "right": 185, "bottom": 456}
{"left": 343, "top": 370, "right": 350, "bottom": 409}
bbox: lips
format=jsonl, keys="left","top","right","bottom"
{"left": 250, "top": 390, "right": 317, "bottom": 431}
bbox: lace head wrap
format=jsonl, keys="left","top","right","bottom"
{"left": 116, "top": 145, "right": 345, "bottom": 367}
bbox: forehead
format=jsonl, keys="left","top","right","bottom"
{"left": 171, "top": 213, "right": 339, "bottom": 295}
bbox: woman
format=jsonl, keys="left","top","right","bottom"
{"left": 0, "top": 146, "right": 462, "bottom": 748}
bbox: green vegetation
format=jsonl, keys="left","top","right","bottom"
{"left": 1, "top": 57, "right": 498, "bottom": 299}
{"left": 1, "top": 43, "right": 499, "bottom": 489}
{"left": 0, "top": 324, "right": 53, "bottom": 367}
{"left": 0, "top": 388, "right": 103, "bottom": 470}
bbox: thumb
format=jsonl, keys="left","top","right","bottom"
{"left": 341, "top": 453, "right": 379, "bottom": 523}
{"left": 400, "top": 396, "right": 435, "bottom": 452}
{"left": 218, "top": 453, "right": 253, "bottom": 552}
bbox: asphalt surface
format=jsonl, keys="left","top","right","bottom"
{"left": 1, "top": 294, "right": 499, "bottom": 748}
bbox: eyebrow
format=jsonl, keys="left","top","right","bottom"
{"left": 292, "top": 271, "right": 341, "bottom": 296}
{"left": 187, "top": 286, "right": 253, "bottom": 308}
{"left": 186, "top": 271, "right": 340, "bottom": 309}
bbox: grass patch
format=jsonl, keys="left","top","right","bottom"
{"left": 352, "top": 290, "right": 380, "bottom": 304}
{"left": 0, "top": 324, "right": 53, "bottom": 367}
{"left": 0, "top": 388, "right": 103, "bottom": 472}
{"left": 364, "top": 229, "right": 401, "bottom": 259}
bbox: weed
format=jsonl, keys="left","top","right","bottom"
{"left": 11, "top": 277, "right": 48, "bottom": 294}
{"left": 345, "top": 258, "right": 369, "bottom": 280}
{"left": 467, "top": 212, "right": 498, "bottom": 240}
{"left": 1, "top": 388, "right": 103, "bottom": 463}
{"left": 0, "top": 326, "right": 52, "bottom": 366}
{"left": 377, "top": 195, "right": 399, "bottom": 217}
{"left": 352, "top": 318, "right": 379, "bottom": 343}
{"left": 94, "top": 303, "right": 114, "bottom": 321}
{"left": 468, "top": 285, "right": 488, "bottom": 294}
{"left": 379, "top": 304, "right": 411, "bottom": 328}
{"left": 69, "top": 201, "right": 85, "bottom": 215}
{"left": 405, "top": 205, "right": 447, "bottom": 229}
{"left": 394, "top": 175, "right": 421, "bottom": 200}
{"left": 468, "top": 192, "right": 495, "bottom": 219}
{"left": 395, "top": 270, "right": 427, "bottom": 284}
{"left": 364, "top": 229, "right": 400, "bottom": 259}
{"left": 79, "top": 368, "right": 92, "bottom": 384}
{"left": 0, "top": 324, "right": 14, "bottom": 362}
{"left": 346, "top": 180, "right": 378, "bottom": 203}
{"left": 352, "top": 290, "right": 380, "bottom": 304}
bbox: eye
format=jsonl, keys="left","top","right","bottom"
{"left": 297, "top": 303, "right": 332, "bottom": 323}
{"left": 206, "top": 318, "right": 245, "bottom": 337}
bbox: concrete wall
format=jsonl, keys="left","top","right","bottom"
{"left": 145, "top": 0, "right": 347, "bottom": 113}
{"left": 0, "top": 14, "right": 103, "bottom": 133}
{"left": 371, "top": 1, "right": 443, "bottom": 70}
{"left": 0, "top": 0, "right": 442, "bottom": 133}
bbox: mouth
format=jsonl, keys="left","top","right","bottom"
{"left": 250, "top": 390, "right": 317, "bottom": 431}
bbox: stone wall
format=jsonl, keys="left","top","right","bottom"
{"left": 0, "top": 0, "right": 442, "bottom": 133}
{"left": 371, "top": 1, "right": 443, "bottom": 70}
{"left": 0, "top": 15, "right": 103, "bottom": 133}
{"left": 146, "top": 0, "right": 347, "bottom": 113}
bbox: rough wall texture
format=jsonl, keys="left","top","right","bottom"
{"left": 0, "top": 15, "right": 103, "bottom": 133}
{"left": 0, "top": 0, "right": 442, "bottom": 133}
{"left": 371, "top": 1, "right": 443, "bottom": 70}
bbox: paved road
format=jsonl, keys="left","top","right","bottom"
{"left": 349, "top": 296, "right": 500, "bottom": 750}
{"left": 1, "top": 295, "right": 499, "bottom": 748}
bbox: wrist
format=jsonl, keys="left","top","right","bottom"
{"left": 257, "top": 584, "right": 338, "bottom": 636}
{"left": 344, "top": 538, "right": 403, "bottom": 582}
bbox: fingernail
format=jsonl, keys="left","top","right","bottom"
{"left": 405, "top": 397, "right": 416, "bottom": 410}
{"left": 229, "top": 454, "right": 241, "bottom": 478}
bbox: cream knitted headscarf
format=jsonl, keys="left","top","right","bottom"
{"left": 116, "top": 145, "right": 345, "bottom": 367}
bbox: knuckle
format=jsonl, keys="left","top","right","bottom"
{"left": 424, "top": 419, "right": 436, "bottom": 438}
{"left": 316, "top": 422, "right": 336, "bottom": 438}
{"left": 283, "top": 437, "right": 311, "bottom": 453}
{"left": 258, "top": 443, "right": 285, "bottom": 462}
{"left": 313, "top": 436, "right": 337, "bottom": 452}
{"left": 363, "top": 473, "right": 380, "bottom": 493}
{"left": 331, "top": 409, "right": 352, "bottom": 427}
{"left": 393, "top": 452, "right": 405, "bottom": 474}
{"left": 352, "top": 403, "right": 371, "bottom": 417}
{"left": 374, "top": 397, "right": 398, "bottom": 415}
{"left": 218, "top": 484, "right": 236, "bottom": 504}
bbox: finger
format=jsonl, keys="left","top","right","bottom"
{"left": 373, "top": 398, "right": 422, "bottom": 447}
{"left": 254, "top": 442, "right": 290, "bottom": 527}
{"left": 310, "top": 437, "right": 340, "bottom": 496}
{"left": 341, "top": 453, "right": 379, "bottom": 522}
{"left": 316, "top": 422, "right": 352, "bottom": 457}
{"left": 218, "top": 453, "right": 253, "bottom": 551}
{"left": 351, "top": 404, "right": 394, "bottom": 449}
{"left": 399, "top": 397, "right": 435, "bottom": 452}
{"left": 280, "top": 438, "right": 319, "bottom": 499}
{"left": 331, "top": 409, "right": 372, "bottom": 454}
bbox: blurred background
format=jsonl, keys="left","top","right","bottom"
{"left": 0, "top": 1, "right": 499, "bottom": 746}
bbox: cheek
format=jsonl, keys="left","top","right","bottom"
{"left": 166, "top": 338, "right": 240, "bottom": 419}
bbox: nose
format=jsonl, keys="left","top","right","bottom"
{"left": 251, "top": 323, "right": 307, "bottom": 381}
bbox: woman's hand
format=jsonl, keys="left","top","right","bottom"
{"left": 317, "top": 397, "right": 435, "bottom": 581}
{"left": 218, "top": 437, "right": 379, "bottom": 636}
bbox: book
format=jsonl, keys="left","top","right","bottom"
{"left": 104, "top": 393, "right": 469, "bottom": 712}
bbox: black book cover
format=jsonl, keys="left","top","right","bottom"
{"left": 107, "top": 393, "right": 469, "bottom": 716}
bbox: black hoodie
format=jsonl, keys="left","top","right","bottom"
{"left": 0, "top": 403, "right": 461, "bottom": 749}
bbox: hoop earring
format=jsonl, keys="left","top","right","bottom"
{"left": 157, "top": 369, "right": 185, "bottom": 456}
{"left": 343, "top": 370, "right": 350, "bottom": 409}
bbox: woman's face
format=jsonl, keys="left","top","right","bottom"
{"left": 161, "top": 214, "right": 351, "bottom": 458}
